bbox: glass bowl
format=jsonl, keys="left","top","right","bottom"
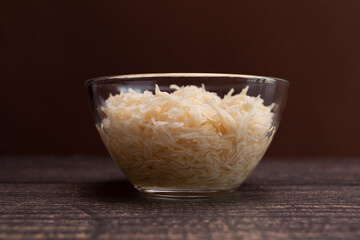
{"left": 86, "top": 73, "right": 289, "bottom": 197}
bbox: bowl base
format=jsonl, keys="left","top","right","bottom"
{"left": 135, "top": 186, "right": 236, "bottom": 198}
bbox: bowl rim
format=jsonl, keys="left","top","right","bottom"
{"left": 86, "top": 73, "right": 289, "bottom": 86}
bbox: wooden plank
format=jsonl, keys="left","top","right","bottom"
{"left": 0, "top": 157, "right": 359, "bottom": 240}
{"left": 1, "top": 183, "right": 359, "bottom": 239}
{"left": 1, "top": 156, "right": 360, "bottom": 185}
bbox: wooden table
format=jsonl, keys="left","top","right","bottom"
{"left": 0, "top": 156, "right": 359, "bottom": 239}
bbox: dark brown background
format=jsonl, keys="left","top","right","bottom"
{"left": 1, "top": 0, "right": 360, "bottom": 157}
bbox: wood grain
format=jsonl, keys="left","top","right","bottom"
{"left": 0, "top": 157, "right": 359, "bottom": 240}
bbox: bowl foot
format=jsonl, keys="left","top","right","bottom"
{"left": 135, "top": 186, "right": 236, "bottom": 198}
